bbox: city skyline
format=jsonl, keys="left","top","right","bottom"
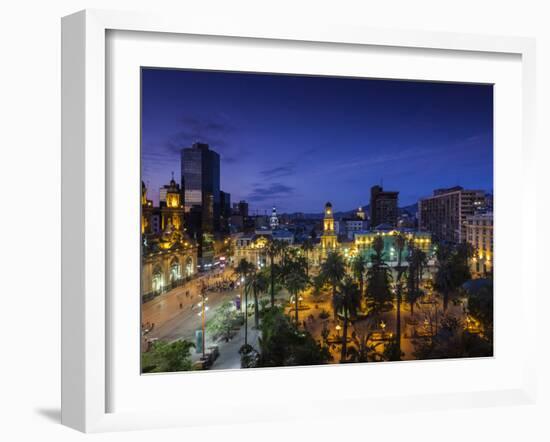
{"left": 142, "top": 69, "right": 493, "bottom": 213}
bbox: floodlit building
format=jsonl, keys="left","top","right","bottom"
{"left": 230, "top": 202, "right": 435, "bottom": 270}
{"left": 418, "top": 186, "right": 486, "bottom": 243}
{"left": 342, "top": 217, "right": 367, "bottom": 240}
{"left": 141, "top": 180, "right": 198, "bottom": 303}
{"left": 465, "top": 212, "right": 493, "bottom": 276}
{"left": 320, "top": 202, "right": 338, "bottom": 251}
{"left": 354, "top": 228, "right": 434, "bottom": 264}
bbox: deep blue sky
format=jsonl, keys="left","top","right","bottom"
{"left": 142, "top": 68, "right": 493, "bottom": 214}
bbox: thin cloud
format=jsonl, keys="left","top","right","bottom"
{"left": 261, "top": 163, "right": 295, "bottom": 178}
{"left": 246, "top": 183, "right": 294, "bottom": 202}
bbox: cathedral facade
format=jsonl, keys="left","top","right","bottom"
{"left": 141, "top": 179, "right": 198, "bottom": 303}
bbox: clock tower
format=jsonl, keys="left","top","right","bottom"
{"left": 321, "top": 202, "right": 338, "bottom": 250}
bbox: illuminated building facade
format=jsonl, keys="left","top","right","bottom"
{"left": 232, "top": 229, "right": 294, "bottom": 268}
{"left": 230, "top": 202, "right": 435, "bottom": 270}
{"left": 465, "top": 212, "right": 493, "bottom": 276}
{"left": 418, "top": 186, "right": 486, "bottom": 243}
{"left": 354, "top": 229, "right": 434, "bottom": 264}
{"left": 320, "top": 202, "right": 338, "bottom": 251}
{"left": 159, "top": 175, "right": 185, "bottom": 231}
{"left": 141, "top": 180, "right": 198, "bottom": 303}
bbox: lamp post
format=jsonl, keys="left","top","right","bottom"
{"left": 380, "top": 320, "right": 386, "bottom": 337}
{"left": 197, "top": 289, "right": 208, "bottom": 359}
{"left": 335, "top": 324, "right": 342, "bottom": 339}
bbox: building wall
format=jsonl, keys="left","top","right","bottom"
{"left": 465, "top": 213, "right": 493, "bottom": 276}
{"left": 419, "top": 188, "right": 485, "bottom": 243}
{"left": 354, "top": 230, "right": 434, "bottom": 264}
{"left": 141, "top": 246, "right": 198, "bottom": 301}
{"left": 370, "top": 185, "right": 399, "bottom": 227}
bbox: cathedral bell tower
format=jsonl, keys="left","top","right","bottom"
{"left": 161, "top": 173, "right": 185, "bottom": 231}
{"left": 321, "top": 202, "right": 338, "bottom": 250}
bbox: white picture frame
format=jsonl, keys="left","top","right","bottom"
{"left": 61, "top": 9, "right": 537, "bottom": 433}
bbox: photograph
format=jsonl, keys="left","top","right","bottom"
{"left": 140, "top": 68, "right": 494, "bottom": 373}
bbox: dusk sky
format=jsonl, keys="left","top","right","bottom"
{"left": 142, "top": 68, "right": 493, "bottom": 214}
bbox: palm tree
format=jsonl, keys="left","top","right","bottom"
{"left": 284, "top": 259, "right": 309, "bottom": 324}
{"left": 405, "top": 245, "right": 425, "bottom": 316}
{"left": 301, "top": 239, "right": 314, "bottom": 277}
{"left": 393, "top": 233, "right": 407, "bottom": 360}
{"left": 265, "top": 239, "right": 283, "bottom": 308}
{"left": 246, "top": 269, "right": 269, "bottom": 329}
{"left": 320, "top": 251, "right": 346, "bottom": 319}
{"left": 365, "top": 236, "right": 393, "bottom": 314}
{"left": 235, "top": 258, "right": 255, "bottom": 346}
{"left": 351, "top": 253, "right": 367, "bottom": 300}
{"left": 333, "top": 276, "right": 361, "bottom": 362}
{"left": 434, "top": 243, "right": 454, "bottom": 311}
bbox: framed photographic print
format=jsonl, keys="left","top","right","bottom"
{"left": 139, "top": 68, "right": 494, "bottom": 373}
{"left": 62, "top": 9, "right": 537, "bottom": 432}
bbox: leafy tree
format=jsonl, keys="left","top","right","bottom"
{"left": 412, "top": 314, "right": 492, "bottom": 359}
{"left": 465, "top": 279, "right": 494, "bottom": 343}
{"left": 320, "top": 251, "right": 346, "bottom": 318}
{"left": 258, "top": 308, "right": 331, "bottom": 367}
{"left": 239, "top": 343, "right": 260, "bottom": 368}
{"left": 347, "top": 320, "right": 385, "bottom": 363}
{"left": 333, "top": 276, "right": 361, "bottom": 362}
{"left": 141, "top": 339, "right": 195, "bottom": 373}
{"left": 207, "top": 300, "right": 240, "bottom": 342}
{"left": 365, "top": 236, "right": 393, "bottom": 313}
{"left": 434, "top": 243, "right": 473, "bottom": 310}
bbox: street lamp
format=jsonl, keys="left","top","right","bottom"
{"left": 197, "top": 292, "right": 209, "bottom": 359}
{"left": 335, "top": 324, "right": 342, "bottom": 338}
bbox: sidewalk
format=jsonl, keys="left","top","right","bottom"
{"left": 192, "top": 323, "right": 261, "bottom": 371}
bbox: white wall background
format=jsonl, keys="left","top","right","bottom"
{"left": 0, "top": 1, "right": 548, "bottom": 441}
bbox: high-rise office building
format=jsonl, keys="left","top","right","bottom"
{"left": 219, "top": 190, "right": 231, "bottom": 233}
{"left": 233, "top": 200, "right": 249, "bottom": 217}
{"left": 418, "top": 186, "right": 486, "bottom": 243}
{"left": 181, "top": 142, "right": 221, "bottom": 233}
{"left": 369, "top": 185, "right": 399, "bottom": 228}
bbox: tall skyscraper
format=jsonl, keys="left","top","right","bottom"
{"left": 219, "top": 190, "right": 231, "bottom": 233}
{"left": 418, "top": 186, "right": 486, "bottom": 243}
{"left": 233, "top": 200, "right": 249, "bottom": 217}
{"left": 181, "top": 142, "right": 221, "bottom": 233}
{"left": 369, "top": 185, "right": 399, "bottom": 228}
